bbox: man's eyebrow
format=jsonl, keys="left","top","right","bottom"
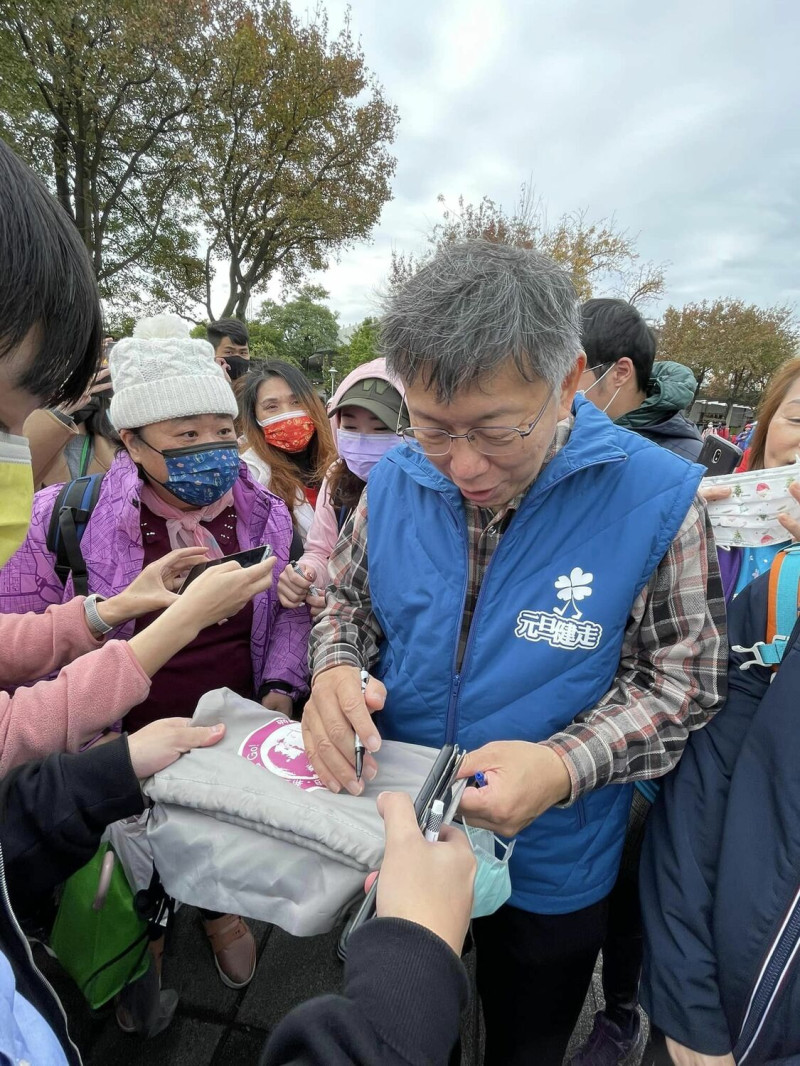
{"left": 411, "top": 406, "right": 516, "bottom": 424}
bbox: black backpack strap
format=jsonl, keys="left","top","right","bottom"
{"left": 45, "top": 474, "right": 104, "bottom": 596}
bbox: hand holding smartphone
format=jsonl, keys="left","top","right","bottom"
{"left": 698, "top": 434, "right": 743, "bottom": 477}
{"left": 179, "top": 545, "right": 273, "bottom": 594}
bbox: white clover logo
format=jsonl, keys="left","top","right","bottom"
{"left": 553, "top": 567, "right": 594, "bottom": 619}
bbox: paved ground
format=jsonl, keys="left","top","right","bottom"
{"left": 35, "top": 906, "right": 646, "bottom": 1064}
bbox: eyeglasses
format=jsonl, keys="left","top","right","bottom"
{"left": 401, "top": 389, "right": 554, "bottom": 457}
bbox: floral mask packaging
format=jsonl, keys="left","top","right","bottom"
{"left": 704, "top": 459, "right": 800, "bottom": 547}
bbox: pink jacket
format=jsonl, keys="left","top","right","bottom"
{"left": 0, "top": 597, "right": 150, "bottom": 775}
{"left": 299, "top": 359, "right": 405, "bottom": 585}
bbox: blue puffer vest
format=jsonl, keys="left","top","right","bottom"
{"left": 367, "top": 396, "right": 704, "bottom": 913}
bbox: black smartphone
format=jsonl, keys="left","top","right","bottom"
{"left": 698, "top": 435, "right": 743, "bottom": 477}
{"left": 336, "top": 744, "right": 462, "bottom": 961}
{"left": 178, "top": 544, "right": 273, "bottom": 593}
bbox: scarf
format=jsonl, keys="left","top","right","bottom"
{"left": 140, "top": 483, "right": 233, "bottom": 559}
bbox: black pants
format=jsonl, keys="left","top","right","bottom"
{"left": 601, "top": 790, "right": 652, "bottom": 1027}
{"left": 472, "top": 895, "right": 609, "bottom": 1066}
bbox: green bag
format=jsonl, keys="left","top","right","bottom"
{"left": 50, "top": 842, "right": 150, "bottom": 1009}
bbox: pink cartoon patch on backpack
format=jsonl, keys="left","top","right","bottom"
{"left": 238, "top": 718, "right": 324, "bottom": 791}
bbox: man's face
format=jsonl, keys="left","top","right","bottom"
{"left": 214, "top": 336, "right": 250, "bottom": 376}
{"left": 403, "top": 356, "right": 584, "bottom": 509}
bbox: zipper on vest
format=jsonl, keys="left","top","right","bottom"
{"left": 734, "top": 883, "right": 800, "bottom": 1063}
{"left": 0, "top": 842, "right": 83, "bottom": 1065}
{"left": 444, "top": 497, "right": 471, "bottom": 745}
{"left": 447, "top": 541, "right": 505, "bottom": 743}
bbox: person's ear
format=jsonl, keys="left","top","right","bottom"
{"left": 610, "top": 358, "right": 636, "bottom": 387}
{"left": 119, "top": 428, "right": 144, "bottom": 462}
{"left": 557, "top": 354, "right": 586, "bottom": 419}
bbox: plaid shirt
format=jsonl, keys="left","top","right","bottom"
{"left": 309, "top": 420, "right": 727, "bottom": 803}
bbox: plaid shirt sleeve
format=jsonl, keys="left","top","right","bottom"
{"left": 308, "top": 491, "right": 384, "bottom": 676}
{"left": 543, "top": 497, "right": 728, "bottom": 804}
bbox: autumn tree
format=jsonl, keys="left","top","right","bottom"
{"left": 0, "top": 0, "right": 210, "bottom": 310}
{"left": 659, "top": 299, "right": 799, "bottom": 418}
{"left": 391, "top": 185, "right": 666, "bottom": 305}
{"left": 194, "top": 2, "right": 398, "bottom": 320}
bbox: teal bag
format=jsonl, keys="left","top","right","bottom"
{"left": 50, "top": 842, "right": 150, "bottom": 1009}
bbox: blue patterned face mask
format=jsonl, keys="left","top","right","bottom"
{"left": 140, "top": 439, "right": 240, "bottom": 506}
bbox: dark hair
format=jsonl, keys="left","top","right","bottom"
{"left": 580, "top": 299, "right": 656, "bottom": 394}
{"left": 326, "top": 461, "right": 365, "bottom": 511}
{"left": 208, "top": 318, "right": 249, "bottom": 350}
{"left": 0, "top": 139, "right": 102, "bottom": 408}
{"left": 238, "top": 361, "right": 336, "bottom": 522}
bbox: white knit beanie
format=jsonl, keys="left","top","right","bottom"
{"left": 109, "top": 313, "right": 238, "bottom": 430}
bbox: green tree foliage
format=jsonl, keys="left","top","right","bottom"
{"left": 250, "top": 285, "right": 341, "bottom": 373}
{"left": 0, "top": 0, "right": 210, "bottom": 310}
{"left": 659, "top": 299, "right": 799, "bottom": 416}
{"left": 391, "top": 184, "right": 666, "bottom": 305}
{"left": 0, "top": 1, "right": 397, "bottom": 319}
{"left": 339, "top": 317, "right": 380, "bottom": 375}
{"left": 194, "top": 3, "right": 398, "bottom": 320}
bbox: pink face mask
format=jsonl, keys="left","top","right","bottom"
{"left": 336, "top": 430, "right": 400, "bottom": 480}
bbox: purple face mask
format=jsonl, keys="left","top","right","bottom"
{"left": 336, "top": 430, "right": 400, "bottom": 481}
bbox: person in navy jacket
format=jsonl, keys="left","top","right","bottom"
{"left": 640, "top": 569, "right": 800, "bottom": 1064}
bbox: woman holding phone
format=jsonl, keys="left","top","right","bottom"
{"left": 0, "top": 315, "right": 312, "bottom": 1000}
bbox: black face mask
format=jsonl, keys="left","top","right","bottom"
{"left": 225, "top": 356, "right": 251, "bottom": 380}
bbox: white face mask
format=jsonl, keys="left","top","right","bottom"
{"left": 579, "top": 363, "right": 620, "bottom": 414}
{"left": 704, "top": 459, "right": 800, "bottom": 548}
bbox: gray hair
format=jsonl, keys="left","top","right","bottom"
{"left": 380, "top": 240, "right": 581, "bottom": 401}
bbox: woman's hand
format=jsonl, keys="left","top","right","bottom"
{"left": 778, "top": 481, "right": 800, "bottom": 541}
{"left": 374, "top": 791, "right": 476, "bottom": 956}
{"left": 171, "top": 556, "right": 276, "bottom": 631}
{"left": 56, "top": 367, "right": 112, "bottom": 417}
{"left": 127, "top": 717, "right": 225, "bottom": 778}
{"left": 307, "top": 591, "right": 326, "bottom": 620}
{"left": 698, "top": 484, "right": 732, "bottom": 504}
{"left": 278, "top": 563, "right": 313, "bottom": 608}
{"left": 126, "top": 556, "right": 276, "bottom": 678}
{"left": 262, "top": 692, "right": 293, "bottom": 716}
{"left": 95, "top": 547, "right": 210, "bottom": 628}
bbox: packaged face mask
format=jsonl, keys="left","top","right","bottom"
{"left": 704, "top": 460, "right": 800, "bottom": 548}
{"left": 463, "top": 821, "right": 515, "bottom": 918}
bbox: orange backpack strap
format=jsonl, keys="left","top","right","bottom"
{"left": 734, "top": 545, "right": 800, "bottom": 671}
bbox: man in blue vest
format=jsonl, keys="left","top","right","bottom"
{"left": 304, "top": 240, "right": 727, "bottom": 1065}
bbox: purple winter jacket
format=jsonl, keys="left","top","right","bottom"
{"left": 0, "top": 452, "right": 311, "bottom": 698}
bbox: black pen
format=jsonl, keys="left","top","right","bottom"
{"left": 355, "top": 669, "right": 369, "bottom": 782}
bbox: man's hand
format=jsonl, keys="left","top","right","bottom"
{"left": 97, "top": 547, "right": 210, "bottom": 627}
{"left": 457, "top": 741, "right": 572, "bottom": 836}
{"left": 127, "top": 718, "right": 225, "bottom": 778}
{"left": 375, "top": 791, "right": 475, "bottom": 956}
{"left": 778, "top": 480, "right": 800, "bottom": 541}
{"left": 665, "top": 1036, "right": 735, "bottom": 1066}
{"left": 262, "top": 692, "right": 293, "bottom": 716}
{"left": 302, "top": 666, "right": 385, "bottom": 795}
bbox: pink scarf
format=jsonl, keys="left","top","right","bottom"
{"left": 139, "top": 484, "right": 234, "bottom": 559}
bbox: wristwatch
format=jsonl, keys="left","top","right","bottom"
{"left": 84, "top": 593, "right": 113, "bottom": 636}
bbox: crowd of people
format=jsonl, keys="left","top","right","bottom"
{"left": 1, "top": 131, "right": 800, "bottom": 1066}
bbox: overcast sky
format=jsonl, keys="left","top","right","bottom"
{"left": 281, "top": 0, "right": 799, "bottom": 328}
